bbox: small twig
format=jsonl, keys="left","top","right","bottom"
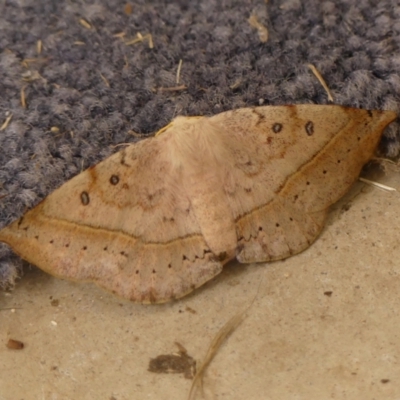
{"left": 110, "top": 142, "right": 133, "bottom": 149}
{"left": 21, "top": 58, "right": 48, "bottom": 65}
{"left": 153, "top": 85, "right": 187, "bottom": 93}
{"left": 372, "top": 157, "right": 398, "bottom": 166}
{"left": 229, "top": 79, "right": 242, "bottom": 90}
{"left": 248, "top": 14, "right": 269, "bottom": 43}
{"left": 359, "top": 177, "right": 396, "bottom": 192}
{"left": 308, "top": 63, "right": 334, "bottom": 102}
{"left": 0, "top": 114, "right": 13, "bottom": 131}
{"left": 125, "top": 32, "right": 153, "bottom": 49}
{"left": 176, "top": 59, "right": 183, "bottom": 84}
{"left": 50, "top": 126, "right": 60, "bottom": 133}
{"left": 79, "top": 18, "right": 92, "bottom": 29}
{"left": 99, "top": 73, "right": 110, "bottom": 87}
{"left": 127, "top": 130, "right": 149, "bottom": 138}
{"left": 20, "top": 85, "right": 27, "bottom": 108}
{"left": 188, "top": 278, "right": 262, "bottom": 400}
{"left": 113, "top": 32, "right": 126, "bottom": 38}
{"left": 188, "top": 313, "right": 245, "bottom": 400}
{"left": 21, "top": 70, "right": 42, "bottom": 82}
{"left": 37, "top": 39, "right": 42, "bottom": 54}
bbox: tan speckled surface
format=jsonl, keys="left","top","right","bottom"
{"left": 1, "top": 165, "right": 400, "bottom": 400}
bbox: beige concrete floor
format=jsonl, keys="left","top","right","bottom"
{"left": 1, "top": 164, "right": 400, "bottom": 400}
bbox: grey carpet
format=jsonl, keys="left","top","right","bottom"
{"left": 1, "top": 0, "right": 399, "bottom": 287}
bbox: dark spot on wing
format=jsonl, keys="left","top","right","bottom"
{"left": 272, "top": 123, "right": 283, "bottom": 133}
{"left": 80, "top": 191, "right": 90, "bottom": 205}
{"left": 110, "top": 175, "right": 120, "bottom": 185}
{"left": 305, "top": 121, "right": 314, "bottom": 136}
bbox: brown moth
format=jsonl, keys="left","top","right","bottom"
{"left": 0, "top": 105, "right": 396, "bottom": 303}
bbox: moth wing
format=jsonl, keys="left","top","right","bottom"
{"left": 209, "top": 105, "right": 396, "bottom": 263}
{"left": 0, "top": 135, "right": 223, "bottom": 303}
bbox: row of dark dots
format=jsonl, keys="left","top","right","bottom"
{"left": 45, "top": 238, "right": 144, "bottom": 277}
{"left": 257, "top": 221, "right": 283, "bottom": 231}
{"left": 295, "top": 133, "right": 363, "bottom": 197}
{"left": 37, "top": 227, "right": 241, "bottom": 277}
{"left": 44, "top": 238, "right": 134, "bottom": 258}
{"left": 133, "top": 249, "right": 212, "bottom": 275}
{"left": 237, "top": 217, "right": 295, "bottom": 241}
{"left": 38, "top": 237, "right": 211, "bottom": 275}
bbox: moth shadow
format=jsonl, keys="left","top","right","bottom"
{"left": 18, "top": 262, "right": 55, "bottom": 292}
{"left": 10, "top": 259, "right": 252, "bottom": 306}
{"left": 189, "top": 258, "right": 253, "bottom": 299}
